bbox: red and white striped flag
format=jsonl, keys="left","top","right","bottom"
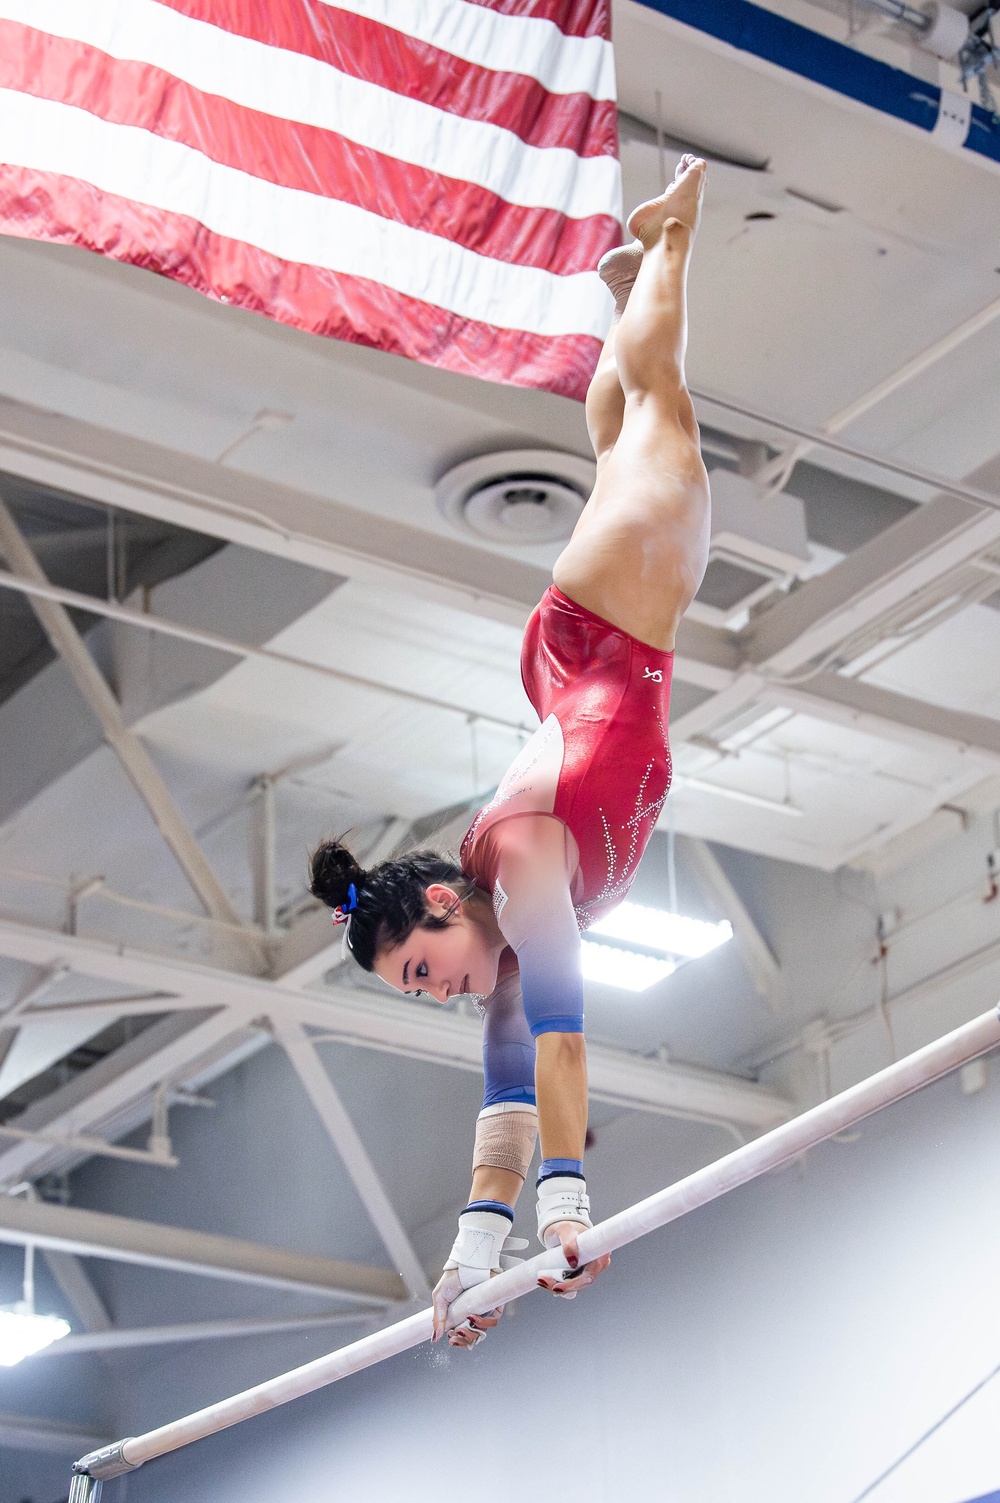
{"left": 0, "top": 1, "right": 620, "bottom": 400}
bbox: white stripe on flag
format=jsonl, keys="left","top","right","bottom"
{"left": 0, "top": 0, "right": 620, "bottom": 220}
{"left": 320, "top": 0, "right": 617, "bottom": 101}
{"left": 0, "top": 89, "right": 614, "bottom": 339}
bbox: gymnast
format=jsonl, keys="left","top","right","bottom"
{"left": 310, "top": 156, "right": 711, "bottom": 1347}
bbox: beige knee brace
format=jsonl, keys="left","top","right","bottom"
{"left": 473, "top": 1103, "right": 538, "bottom": 1180}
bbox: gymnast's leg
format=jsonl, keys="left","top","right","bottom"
{"left": 554, "top": 154, "right": 710, "bottom": 651}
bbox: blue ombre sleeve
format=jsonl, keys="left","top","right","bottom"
{"left": 477, "top": 814, "right": 585, "bottom": 1109}
{"left": 481, "top": 971, "right": 536, "bottom": 1109}
{"left": 492, "top": 819, "right": 585, "bottom": 1039}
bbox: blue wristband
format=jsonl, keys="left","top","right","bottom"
{"left": 537, "top": 1158, "right": 583, "bottom": 1185}
{"left": 463, "top": 1199, "right": 514, "bottom": 1221}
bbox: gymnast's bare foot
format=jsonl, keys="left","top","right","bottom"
{"left": 626, "top": 153, "right": 706, "bottom": 249}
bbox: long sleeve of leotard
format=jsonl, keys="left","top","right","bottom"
{"left": 481, "top": 969, "right": 536, "bottom": 1109}
{"left": 478, "top": 814, "right": 584, "bottom": 1110}
{"left": 492, "top": 814, "right": 584, "bottom": 1037}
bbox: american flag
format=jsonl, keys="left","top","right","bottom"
{"left": 0, "top": 1, "right": 621, "bottom": 400}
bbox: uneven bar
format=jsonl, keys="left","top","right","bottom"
{"left": 72, "top": 1004, "right": 1000, "bottom": 1493}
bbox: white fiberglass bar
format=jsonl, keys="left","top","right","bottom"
{"left": 72, "top": 1003, "right": 1000, "bottom": 1493}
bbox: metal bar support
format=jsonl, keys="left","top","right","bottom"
{"left": 69, "top": 1473, "right": 103, "bottom": 1502}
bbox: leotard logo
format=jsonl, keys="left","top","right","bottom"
{"left": 643, "top": 667, "right": 663, "bottom": 682}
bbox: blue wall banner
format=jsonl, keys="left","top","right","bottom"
{"left": 632, "top": 0, "right": 1000, "bottom": 166}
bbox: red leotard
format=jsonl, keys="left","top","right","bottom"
{"left": 462, "top": 585, "right": 674, "bottom": 929}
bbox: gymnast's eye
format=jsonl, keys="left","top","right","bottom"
{"left": 415, "top": 962, "right": 428, "bottom": 980}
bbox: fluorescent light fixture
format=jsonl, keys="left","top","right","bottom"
{"left": 0, "top": 1303, "right": 71, "bottom": 1366}
{"left": 589, "top": 902, "right": 733, "bottom": 959}
{"left": 580, "top": 940, "right": 676, "bottom": 992}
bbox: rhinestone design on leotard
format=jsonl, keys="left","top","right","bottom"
{"left": 574, "top": 708, "right": 672, "bottom": 931}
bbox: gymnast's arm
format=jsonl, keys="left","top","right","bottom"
{"left": 432, "top": 817, "right": 608, "bottom": 1346}
{"left": 491, "top": 816, "right": 610, "bottom": 1296}
{"left": 431, "top": 969, "right": 538, "bottom": 1347}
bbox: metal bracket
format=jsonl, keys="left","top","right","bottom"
{"left": 73, "top": 1439, "right": 141, "bottom": 1482}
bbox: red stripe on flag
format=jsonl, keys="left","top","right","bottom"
{"left": 156, "top": 0, "right": 617, "bottom": 158}
{"left": 0, "top": 24, "right": 619, "bottom": 275}
{"left": 0, "top": 164, "right": 603, "bottom": 400}
{"left": 442, "top": 0, "right": 613, "bottom": 39}
{"left": 461, "top": 0, "right": 612, "bottom": 39}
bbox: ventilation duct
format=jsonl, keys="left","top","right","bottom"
{"left": 435, "top": 450, "right": 595, "bottom": 546}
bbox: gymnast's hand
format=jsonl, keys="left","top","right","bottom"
{"left": 432, "top": 1267, "right": 504, "bottom": 1349}
{"left": 536, "top": 1220, "right": 611, "bottom": 1298}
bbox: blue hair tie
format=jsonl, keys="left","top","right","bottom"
{"left": 332, "top": 882, "right": 359, "bottom": 927}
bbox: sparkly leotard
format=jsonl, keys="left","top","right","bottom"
{"left": 460, "top": 586, "right": 674, "bottom": 1107}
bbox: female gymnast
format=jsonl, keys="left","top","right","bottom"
{"left": 310, "top": 156, "right": 711, "bottom": 1347}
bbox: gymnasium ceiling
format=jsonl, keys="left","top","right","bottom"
{"left": 1, "top": 0, "right": 1000, "bottom": 1247}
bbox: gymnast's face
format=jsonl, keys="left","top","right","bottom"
{"left": 373, "top": 884, "right": 501, "bottom": 1003}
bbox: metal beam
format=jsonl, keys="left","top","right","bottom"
{"left": 743, "top": 495, "right": 1000, "bottom": 677}
{"left": 685, "top": 839, "right": 782, "bottom": 1007}
{"left": 0, "top": 1121, "right": 177, "bottom": 1167}
{"left": 768, "top": 675, "right": 1000, "bottom": 765}
{"left": 0, "top": 963, "right": 68, "bottom": 1076}
{"left": 0, "top": 1195, "right": 404, "bottom": 1304}
{"left": 0, "top": 497, "right": 252, "bottom": 936}
{"left": 34, "top": 1310, "right": 371, "bottom": 1356}
{"left": 694, "top": 383, "right": 1000, "bottom": 518}
{"left": 0, "top": 999, "right": 256, "bottom": 1187}
{"left": 271, "top": 1016, "right": 432, "bottom": 1302}
{"left": 0, "top": 393, "right": 547, "bottom": 630}
{"left": 42, "top": 1251, "right": 113, "bottom": 1333}
{"left": 0, "top": 567, "right": 528, "bottom": 734}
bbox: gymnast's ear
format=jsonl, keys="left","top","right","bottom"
{"left": 424, "top": 883, "right": 464, "bottom": 916}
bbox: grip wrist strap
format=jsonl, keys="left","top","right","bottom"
{"left": 536, "top": 1175, "right": 592, "bottom": 1248}
{"left": 445, "top": 1210, "right": 528, "bottom": 1289}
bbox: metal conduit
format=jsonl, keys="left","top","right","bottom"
{"left": 70, "top": 1001, "right": 1000, "bottom": 1497}
{"left": 850, "top": 0, "right": 930, "bottom": 32}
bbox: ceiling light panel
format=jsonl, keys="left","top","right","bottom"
{"left": 0, "top": 1306, "right": 71, "bottom": 1366}
{"left": 589, "top": 902, "right": 734, "bottom": 958}
{"left": 579, "top": 941, "right": 676, "bottom": 992}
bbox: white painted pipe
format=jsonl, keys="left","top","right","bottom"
{"left": 74, "top": 1003, "right": 1000, "bottom": 1485}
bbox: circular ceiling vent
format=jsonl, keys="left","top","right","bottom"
{"left": 436, "top": 449, "right": 595, "bottom": 546}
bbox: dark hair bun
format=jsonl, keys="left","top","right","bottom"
{"left": 310, "top": 839, "right": 365, "bottom": 911}
{"left": 307, "top": 840, "right": 470, "bottom": 972}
